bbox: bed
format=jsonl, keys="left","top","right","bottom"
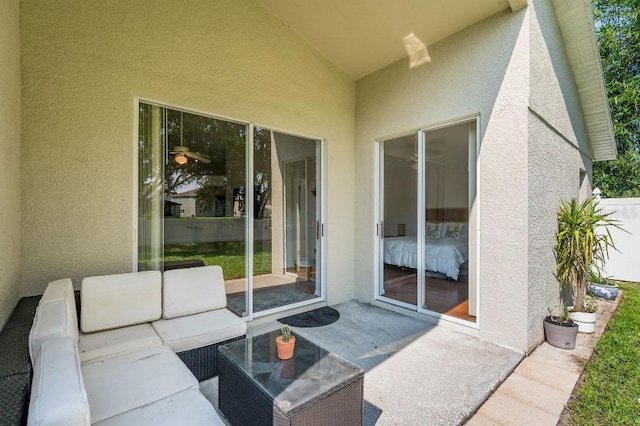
{"left": 383, "top": 236, "right": 468, "bottom": 281}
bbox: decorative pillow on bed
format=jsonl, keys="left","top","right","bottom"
{"left": 445, "top": 222, "right": 465, "bottom": 239}
{"left": 426, "top": 222, "right": 443, "bottom": 238}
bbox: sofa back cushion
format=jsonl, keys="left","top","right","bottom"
{"left": 29, "top": 298, "right": 79, "bottom": 366}
{"left": 28, "top": 337, "right": 90, "bottom": 426}
{"left": 81, "top": 271, "right": 161, "bottom": 333}
{"left": 162, "top": 266, "right": 227, "bottom": 319}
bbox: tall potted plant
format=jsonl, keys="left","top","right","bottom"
{"left": 554, "top": 197, "right": 618, "bottom": 333}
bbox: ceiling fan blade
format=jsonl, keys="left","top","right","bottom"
{"left": 186, "top": 151, "right": 211, "bottom": 164}
{"left": 171, "top": 146, "right": 189, "bottom": 153}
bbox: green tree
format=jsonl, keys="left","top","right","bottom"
{"left": 592, "top": 0, "right": 640, "bottom": 197}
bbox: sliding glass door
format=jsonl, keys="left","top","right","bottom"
{"left": 137, "top": 101, "right": 323, "bottom": 318}
{"left": 378, "top": 134, "right": 419, "bottom": 308}
{"left": 250, "top": 128, "right": 322, "bottom": 315}
{"left": 377, "top": 118, "right": 478, "bottom": 323}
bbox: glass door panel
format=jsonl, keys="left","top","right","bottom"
{"left": 138, "top": 103, "right": 165, "bottom": 271}
{"left": 420, "top": 121, "right": 475, "bottom": 322}
{"left": 138, "top": 102, "right": 324, "bottom": 319}
{"left": 252, "top": 129, "right": 321, "bottom": 316}
{"left": 379, "top": 134, "right": 419, "bottom": 307}
{"left": 138, "top": 102, "right": 248, "bottom": 315}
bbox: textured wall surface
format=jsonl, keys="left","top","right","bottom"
{"left": 355, "top": 3, "right": 595, "bottom": 353}
{"left": 526, "top": 0, "right": 593, "bottom": 351}
{"left": 355, "top": 9, "right": 533, "bottom": 351}
{"left": 20, "top": 0, "right": 355, "bottom": 302}
{"left": 0, "top": 0, "right": 22, "bottom": 327}
{"left": 527, "top": 115, "right": 581, "bottom": 348}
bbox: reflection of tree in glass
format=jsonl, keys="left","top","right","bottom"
{"left": 164, "top": 109, "right": 247, "bottom": 217}
{"left": 254, "top": 127, "right": 272, "bottom": 219}
{"left": 138, "top": 103, "right": 164, "bottom": 208}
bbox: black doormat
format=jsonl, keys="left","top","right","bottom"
{"left": 277, "top": 307, "right": 340, "bottom": 328}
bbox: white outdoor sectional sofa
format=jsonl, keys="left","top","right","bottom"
{"left": 27, "top": 265, "right": 247, "bottom": 425}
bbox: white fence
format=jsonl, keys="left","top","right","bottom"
{"left": 599, "top": 198, "right": 640, "bottom": 282}
{"left": 164, "top": 218, "right": 272, "bottom": 244}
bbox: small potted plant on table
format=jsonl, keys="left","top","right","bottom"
{"left": 275, "top": 325, "right": 296, "bottom": 360}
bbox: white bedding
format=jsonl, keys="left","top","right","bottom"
{"left": 383, "top": 236, "right": 468, "bottom": 280}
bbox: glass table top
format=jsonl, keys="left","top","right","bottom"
{"left": 219, "top": 329, "right": 363, "bottom": 412}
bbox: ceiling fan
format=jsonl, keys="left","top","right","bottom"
{"left": 169, "top": 145, "right": 211, "bottom": 164}
{"left": 169, "top": 111, "right": 211, "bottom": 165}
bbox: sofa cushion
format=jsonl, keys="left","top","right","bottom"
{"left": 29, "top": 299, "right": 79, "bottom": 365}
{"left": 94, "top": 388, "right": 224, "bottom": 426}
{"left": 41, "top": 278, "right": 75, "bottom": 304}
{"left": 81, "top": 345, "right": 198, "bottom": 424}
{"left": 78, "top": 323, "right": 162, "bottom": 364}
{"left": 28, "top": 337, "right": 90, "bottom": 426}
{"left": 162, "top": 266, "right": 227, "bottom": 319}
{"left": 151, "top": 308, "right": 247, "bottom": 352}
{"left": 81, "top": 271, "right": 161, "bottom": 333}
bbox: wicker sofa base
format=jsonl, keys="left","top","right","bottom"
{"left": 177, "top": 335, "right": 246, "bottom": 382}
{"left": 0, "top": 296, "right": 40, "bottom": 426}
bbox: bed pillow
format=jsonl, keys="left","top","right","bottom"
{"left": 426, "top": 222, "right": 443, "bottom": 238}
{"left": 445, "top": 222, "right": 465, "bottom": 239}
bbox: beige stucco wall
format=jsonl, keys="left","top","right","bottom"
{"left": 20, "top": 0, "right": 355, "bottom": 304}
{"left": 0, "top": 0, "right": 22, "bottom": 327}
{"left": 355, "top": 9, "right": 533, "bottom": 351}
{"left": 526, "top": 0, "right": 593, "bottom": 351}
{"left": 356, "top": 2, "right": 598, "bottom": 353}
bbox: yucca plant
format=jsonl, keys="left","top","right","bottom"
{"left": 554, "top": 197, "right": 619, "bottom": 314}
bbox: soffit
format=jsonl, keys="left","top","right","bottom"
{"left": 552, "top": 0, "right": 616, "bottom": 161}
{"left": 257, "top": 0, "right": 516, "bottom": 80}
{"left": 257, "top": 1, "right": 613, "bottom": 161}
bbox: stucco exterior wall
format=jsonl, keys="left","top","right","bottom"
{"left": 526, "top": 0, "right": 593, "bottom": 351}
{"left": 355, "top": 9, "right": 533, "bottom": 351}
{"left": 527, "top": 114, "right": 583, "bottom": 347}
{"left": 20, "top": 0, "right": 355, "bottom": 303}
{"left": 0, "top": 0, "right": 22, "bottom": 327}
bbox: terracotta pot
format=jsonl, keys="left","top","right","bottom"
{"left": 544, "top": 316, "right": 578, "bottom": 349}
{"left": 569, "top": 311, "right": 597, "bottom": 334}
{"left": 275, "top": 335, "right": 296, "bottom": 360}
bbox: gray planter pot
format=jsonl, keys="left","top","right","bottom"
{"left": 544, "top": 316, "right": 578, "bottom": 350}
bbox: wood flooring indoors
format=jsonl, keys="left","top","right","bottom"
{"left": 382, "top": 265, "right": 476, "bottom": 323}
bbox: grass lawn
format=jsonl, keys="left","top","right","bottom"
{"left": 164, "top": 241, "right": 272, "bottom": 280}
{"left": 569, "top": 281, "right": 640, "bottom": 425}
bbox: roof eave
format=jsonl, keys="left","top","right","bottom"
{"left": 552, "top": 0, "right": 617, "bottom": 161}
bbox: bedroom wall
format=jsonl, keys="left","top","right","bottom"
{"left": 526, "top": 0, "right": 594, "bottom": 351}
{"left": 355, "top": 8, "right": 533, "bottom": 351}
{"left": 383, "top": 156, "right": 467, "bottom": 236}
{"left": 0, "top": 0, "right": 22, "bottom": 328}
{"left": 444, "top": 163, "right": 468, "bottom": 209}
{"left": 384, "top": 158, "right": 418, "bottom": 236}
{"left": 20, "top": 0, "right": 356, "bottom": 305}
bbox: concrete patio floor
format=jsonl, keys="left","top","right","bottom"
{"left": 201, "top": 300, "right": 524, "bottom": 425}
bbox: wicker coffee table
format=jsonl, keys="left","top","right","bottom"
{"left": 218, "top": 330, "right": 364, "bottom": 426}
